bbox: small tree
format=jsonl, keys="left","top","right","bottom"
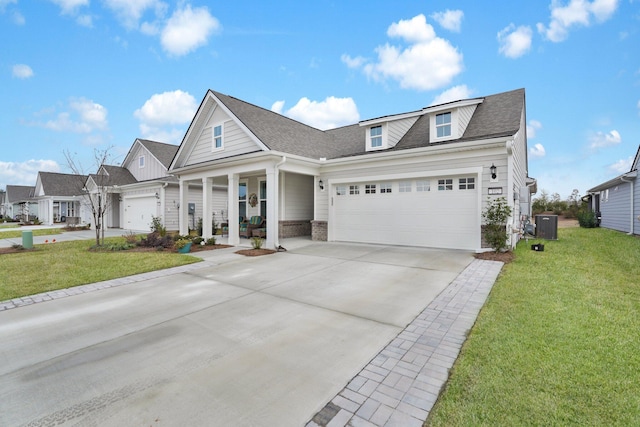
{"left": 483, "top": 197, "right": 513, "bottom": 253}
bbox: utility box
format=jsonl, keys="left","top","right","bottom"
{"left": 22, "top": 230, "right": 33, "bottom": 249}
{"left": 535, "top": 214, "right": 558, "bottom": 240}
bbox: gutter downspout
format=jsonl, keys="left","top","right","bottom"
{"left": 621, "top": 176, "right": 634, "bottom": 235}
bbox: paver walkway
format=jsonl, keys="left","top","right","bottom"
{"left": 307, "top": 259, "right": 503, "bottom": 427}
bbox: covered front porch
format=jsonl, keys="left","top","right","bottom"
{"left": 175, "top": 155, "right": 320, "bottom": 249}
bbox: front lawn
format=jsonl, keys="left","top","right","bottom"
{"left": 426, "top": 227, "right": 640, "bottom": 426}
{"left": 0, "top": 228, "right": 63, "bottom": 239}
{"left": 0, "top": 237, "right": 200, "bottom": 301}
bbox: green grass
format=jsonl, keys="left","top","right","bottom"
{"left": 426, "top": 227, "right": 640, "bottom": 426}
{"left": 0, "top": 228, "right": 63, "bottom": 238}
{"left": 0, "top": 237, "right": 200, "bottom": 301}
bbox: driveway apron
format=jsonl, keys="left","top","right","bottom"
{"left": 0, "top": 242, "right": 475, "bottom": 427}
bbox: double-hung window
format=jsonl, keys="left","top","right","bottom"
{"left": 436, "top": 112, "right": 451, "bottom": 138}
{"left": 370, "top": 125, "right": 382, "bottom": 148}
{"left": 213, "top": 124, "right": 223, "bottom": 150}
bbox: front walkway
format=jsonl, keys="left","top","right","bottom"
{"left": 307, "top": 259, "right": 503, "bottom": 427}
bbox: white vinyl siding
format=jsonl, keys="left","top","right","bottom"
{"left": 283, "top": 173, "right": 313, "bottom": 221}
{"left": 387, "top": 117, "right": 420, "bottom": 148}
{"left": 127, "top": 145, "right": 167, "bottom": 182}
{"left": 600, "top": 183, "right": 632, "bottom": 233}
{"left": 457, "top": 105, "right": 478, "bottom": 136}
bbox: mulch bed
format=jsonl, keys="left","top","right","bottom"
{"left": 235, "top": 248, "right": 277, "bottom": 257}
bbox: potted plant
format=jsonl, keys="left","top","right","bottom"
{"left": 175, "top": 238, "right": 192, "bottom": 253}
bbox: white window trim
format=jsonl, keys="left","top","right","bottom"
{"left": 429, "top": 110, "right": 459, "bottom": 143}
{"left": 139, "top": 155, "right": 145, "bottom": 168}
{"left": 212, "top": 123, "right": 224, "bottom": 151}
{"left": 366, "top": 123, "right": 388, "bottom": 151}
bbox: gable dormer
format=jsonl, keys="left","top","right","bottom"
{"left": 424, "top": 98, "right": 484, "bottom": 143}
{"left": 360, "top": 111, "right": 422, "bottom": 152}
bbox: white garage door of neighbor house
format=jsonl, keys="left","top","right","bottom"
{"left": 124, "top": 197, "right": 157, "bottom": 231}
{"left": 332, "top": 176, "right": 479, "bottom": 250}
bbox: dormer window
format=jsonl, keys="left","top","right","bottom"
{"left": 370, "top": 126, "right": 382, "bottom": 148}
{"left": 436, "top": 112, "right": 452, "bottom": 138}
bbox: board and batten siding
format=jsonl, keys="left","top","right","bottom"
{"left": 185, "top": 104, "right": 261, "bottom": 167}
{"left": 600, "top": 181, "right": 632, "bottom": 233}
{"left": 127, "top": 144, "right": 167, "bottom": 182}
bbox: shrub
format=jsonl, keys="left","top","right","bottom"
{"left": 205, "top": 237, "right": 216, "bottom": 246}
{"left": 175, "top": 238, "right": 191, "bottom": 250}
{"left": 138, "top": 232, "right": 174, "bottom": 249}
{"left": 149, "top": 216, "right": 166, "bottom": 237}
{"left": 122, "top": 231, "right": 139, "bottom": 244}
{"left": 483, "top": 197, "right": 513, "bottom": 253}
{"left": 577, "top": 210, "right": 598, "bottom": 228}
{"left": 192, "top": 237, "right": 204, "bottom": 245}
{"left": 251, "top": 237, "right": 264, "bottom": 250}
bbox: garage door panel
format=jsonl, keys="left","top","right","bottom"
{"left": 124, "top": 197, "right": 157, "bottom": 231}
{"left": 332, "top": 178, "right": 478, "bottom": 250}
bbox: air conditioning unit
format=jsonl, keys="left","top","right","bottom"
{"left": 535, "top": 215, "right": 558, "bottom": 240}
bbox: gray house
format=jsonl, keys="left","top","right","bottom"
{"left": 170, "top": 87, "right": 536, "bottom": 251}
{"left": 586, "top": 145, "right": 640, "bottom": 235}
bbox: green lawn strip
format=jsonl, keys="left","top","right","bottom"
{"left": 426, "top": 227, "right": 640, "bottom": 426}
{"left": 0, "top": 228, "right": 63, "bottom": 239}
{"left": 0, "top": 237, "right": 200, "bottom": 301}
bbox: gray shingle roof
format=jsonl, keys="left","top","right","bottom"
{"left": 92, "top": 165, "right": 138, "bottom": 186}
{"left": 137, "top": 139, "right": 179, "bottom": 168}
{"left": 38, "top": 173, "right": 88, "bottom": 197}
{"left": 6, "top": 185, "right": 36, "bottom": 202}
{"left": 210, "top": 88, "right": 524, "bottom": 161}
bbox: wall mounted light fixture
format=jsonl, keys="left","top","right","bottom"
{"left": 490, "top": 164, "right": 497, "bottom": 180}
{"left": 319, "top": 179, "right": 324, "bottom": 191}
{"left": 155, "top": 192, "right": 160, "bottom": 199}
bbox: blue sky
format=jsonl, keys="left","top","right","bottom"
{"left": 1, "top": 0, "right": 638, "bottom": 199}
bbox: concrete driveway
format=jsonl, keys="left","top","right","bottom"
{"left": 0, "top": 241, "right": 474, "bottom": 426}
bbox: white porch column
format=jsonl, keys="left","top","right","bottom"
{"left": 202, "top": 177, "right": 213, "bottom": 239}
{"left": 227, "top": 173, "right": 240, "bottom": 245}
{"left": 265, "top": 166, "right": 279, "bottom": 249}
{"left": 179, "top": 180, "right": 189, "bottom": 235}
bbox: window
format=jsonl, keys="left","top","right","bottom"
{"left": 336, "top": 186, "right": 347, "bottom": 196}
{"left": 380, "top": 183, "right": 392, "bottom": 193}
{"left": 370, "top": 125, "right": 382, "bottom": 148}
{"left": 349, "top": 185, "right": 360, "bottom": 195}
{"left": 459, "top": 177, "right": 475, "bottom": 190}
{"left": 239, "top": 182, "right": 247, "bottom": 218}
{"left": 416, "top": 180, "right": 430, "bottom": 192}
{"left": 436, "top": 112, "right": 452, "bottom": 138}
{"left": 259, "top": 181, "right": 267, "bottom": 218}
{"left": 399, "top": 181, "right": 412, "bottom": 193}
{"left": 438, "top": 178, "right": 453, "bottom": 191}
{"left": 139, "top": 156, "right": 145, "bottom": 168}
{"left": 365, "top": 184, "right": 376, "bottom": 194}
{"left": 213, "top": 124, "right": 223, "bottom": 150}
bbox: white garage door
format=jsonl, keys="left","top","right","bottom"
{"left": 331, "top": 176, "right": 479, "bottom": 250}
{"left": 124, "top": 197, "right": 157, "bottom": 231}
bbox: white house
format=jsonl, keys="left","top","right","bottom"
{"left": 5, "top": 185, "right": 38, "bottom": 222}
{"left": 86, "top": 138, "right": 226, "bottom": 232}
{"left": 34, "top": 172, "right": 91, "bottom": 226}
{"left": 169, "top": 88, "right": 536, "bottom": 251}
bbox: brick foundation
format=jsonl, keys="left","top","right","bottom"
{"left": 311, "top": 220, "right": 327, "bottom": 241}
{"left": 278, "top": 220, "right": 311, "bottom": 238}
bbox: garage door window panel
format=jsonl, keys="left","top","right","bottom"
{"left": 365, "top": 184, "right": 376, "bottom": 194}
{"left": 349, "top": 185, "right": 360, "bottom": 195}
{"left": 438, "top": 179, "right": 453, "bottom": 191}
{"left": 380, "top": 183, "right": 392, "bottom": 193}
{"left": 399, "top": 181, "right": 412, "bottom": 193}
{"left": 459, "top": 177, "right": 475, "bottom": 190}
{"left": 417, "top": 180, "right": 430, "bottom": 192}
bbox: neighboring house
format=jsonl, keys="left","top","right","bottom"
{"left": 169, "top": 88, "right": 536, "bottom": 252}
{"left": 586, "top": 145, "right": 640, "bottom": 235}
{"left": 34, "top": 172, "right": 91, "bottom": 226}
{"left": 0, "top": 189, "right": 6, "bottom": 217}
{"left": 5, "top": 185, "right": 38, "bottom": 222}
{"left": 86, "top": 138, "right": 220, "bottom": 232}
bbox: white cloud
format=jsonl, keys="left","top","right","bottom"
{"left": 49, "top": 0, "right": 88, "bottom": 15}
{"left": 589, "top": 129, "right": 621, "bottom": 149}
{"left": 134, "top": 90, "right": 197, "bottom": 143}
{"left": 430, "top": 10, "right": 464, "bottom": 32}
{"left": 12, "top": 10, "right": 25, "bottom": 25}
{"left": 529, "top": 143, "right": 546, "bottom": 158}
{"left": 35, "top": 98, "right": 108, "bottom": 134}
{"left": 609, "top": 156, "right": 633, "bottom": 173}
{"left": 0, "top": 0, "right": 17, "bottom": 9}
{"left": 272, "top": 96, "right": 360, "bottom": 130}
{"left": 0, "top": 159, "right": 61, "bottom": 186}
{"left": 341, "top": 54, "right": 366, "bottom": 69}
{"left": 537, "top": 0, "right": 619, "bottom": 42}
{"left": 76, "top": 14, "right": 92, "bottom": 27}
{"left": 527, "top": 120, "right": 542, "bottom": 138}
{"left": 12, "top": 64, "right": 34, "bottom": 79}
{"left": 103, "top": 0, "right": 166, "bottom": 29}
{"left": 160, "top": 4, "right": 220, "bottom": 56}
{"left": 344, "top": 14, "right": 463, "bottom": 91}
{"left": 497, "top": 24, "right": 533, "bottom": 58}
{"left": 430, "top": 85, "right": 473, "bottom": 105}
